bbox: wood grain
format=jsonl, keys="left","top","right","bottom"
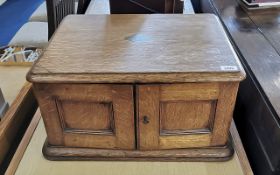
{"left": 160, "top": 101, "right": 214, "bottom": 131}
{"left": 43, "top": 139, "right": 233, "bottom": 161}
{"left": 202, "top": 1, "right": 280, "bottom": 173}
{"left": 0, "top": 83, "right": 37, "bottom": 166}
{"left": 159, "top": 134, "right": 211, "bottom": 149}
{"left": 8, "top": 113, "right": 253, "bottom": 175}
{"left": 27, "top": 14, "right": 244, "bottom": 160}
{"left": 58, "top": 101, "right": 114, "bottom": 131}
{"left": 137, "top": 85, "right": 160, "bottom": 150}
{"left": 230, "top": 121, "right": 254, "bottom": 175}
{"left": 137, "top": 83, "right": 237, "bottom": 150}
{"left": 211, "top": 82, "right": 239, "bottom": 146}
{"left": 32, "top": 82, "right": 239, "bottom": 152}
{"left": 206, "top": 0, "right": 280, "bottom": 120}
{"left": 33, "top": 84, "right": 135, "bottom": 149}
{"left": 4, "top": 110, "right": 41, "bottom": 175}
{"left": 27, "top": 14, "right": 245, "bottom": 83}
{"left": 160, "top": 83, "right": 219, "bottom": 101}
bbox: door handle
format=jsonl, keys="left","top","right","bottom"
{"left": 143, "top": 116, "right": 149, "bottom": 124}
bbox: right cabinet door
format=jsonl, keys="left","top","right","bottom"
{"left": 137, "top": 83, "right": 238, "bottom": 150}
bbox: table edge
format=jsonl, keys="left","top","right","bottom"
{"left": 4, "top": 110, "right": 41, "bottom": 175}
{"left": 0, "top": 82, "right": 37, "bottom": 168}
{"left": 5, "top": 112, "right": 253, "bottom": 175}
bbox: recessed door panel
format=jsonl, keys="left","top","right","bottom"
{"left": 137, "top": 83, "right": 238, "bottom": 150}
{"left": 34, "top": 84, "right": 135, "bottom": 149}
{"left": 160, "top": 100, "right": 216, "bottom": 135}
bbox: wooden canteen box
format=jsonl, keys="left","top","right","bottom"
{"left": 27, "top": 14, "right": 245, "bottom": 161}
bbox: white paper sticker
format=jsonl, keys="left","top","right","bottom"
{"left": 220, "top": 66, "right": 238, "bottom": 71}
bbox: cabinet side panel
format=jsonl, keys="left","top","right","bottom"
{"left": 211, "top": 82, "right": 239, "bottom": 145}
{"left": 33, "top": 84, "right": 64, "bottom": 145}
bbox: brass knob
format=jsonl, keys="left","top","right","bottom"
{"left": 143, "top": 116, "right": 149, "bottom": 124}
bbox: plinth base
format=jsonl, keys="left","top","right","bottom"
{"left": 43, "top": 139, "right": 234, "bottom": 162}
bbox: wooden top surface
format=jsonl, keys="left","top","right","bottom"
{"left": 207, "top": 0, "right": 280, "bottom": 118}
{"left": 7, "top": 111, "right": 253, "bottom": 175}
{"left": 27, "top": 14, "right": 245, "bottom": 83}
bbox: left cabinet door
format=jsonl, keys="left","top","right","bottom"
{"left": 34, "top": 84, "right": 135, "bottom": 149}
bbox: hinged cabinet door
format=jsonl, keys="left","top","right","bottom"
{"left": 34, "top": 84, "right": 135, "bottom": 149}
{"left": 137, "top": 83, "right": 238, "bottom": 150}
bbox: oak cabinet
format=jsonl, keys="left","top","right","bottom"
{"left": 33, "top": 82, "right": 239, "bottom": 158}
{"left": 27, "top": 15, "right": 245, "bottom": 161}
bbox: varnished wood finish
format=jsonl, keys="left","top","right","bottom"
{"left": 198, "top": 0, "right": 280, "bottom": 174}
{"left": 43, "top": 140, "right": 233, "bottom": 161}
{"left": 211, "top": 83, "right": 239, "bottom": 145}
{"left": 138, "top": 83, "right": 239, "bottom": 150}
{"left": 230, "top": 122, "right": 253, "bottom": 175}
{"left": 28, "top": 14, "right": 245, "bottom": 160}
{"left": 4, "top": 110, "right": 41, "bottom": 175}
{"left": 200, "top": 0, "right": 280, "bottom": 120}
{"left": 160, "top": 101, "right": 213, "bottom": 131}
{"left": 0, "top": 83, "right": 37, "bottom": 170}
{"left": 137, "top": 85, "right": 160, "bottom": 150}
{"left": 7, "top": 111, "right": 253, "bottom": 175}
{"left": 32, "top": 82, "right": 241, "bottom": 160}
{"left": 27, "top": 14, "right": 245, "bottom": 83}
{"left": 33, "top": 84, "right": 135, "bottom": 149}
